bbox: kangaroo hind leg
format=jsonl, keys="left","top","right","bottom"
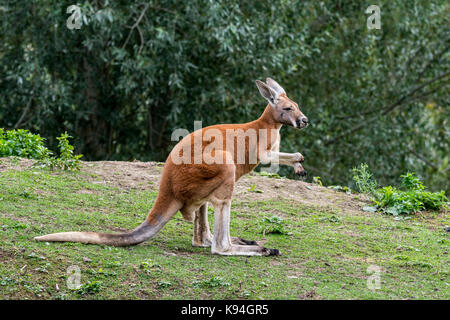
{"left": 211, "top": 199, "right": 280, "bottom": 256}
{"left": 206, "top": 157, "right": 280, "bottom": 256}
{"left": 192, "top": 203, "right": 213, "bottom": 247}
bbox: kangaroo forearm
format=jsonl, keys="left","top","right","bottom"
{"left": 260, "top": 151, "right": 304, "bottom": 166}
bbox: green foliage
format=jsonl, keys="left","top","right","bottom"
{"left": 260, "top": 216, "right": 290, "bottom": 235}
{"left": 312, "top": 176, "right": 323, "bottom": 186}
{"left": 75, "top": 281, "right": 103, "bottom": 295}
{"left": 139, "top": 258, "right": 161, "bottom": 274}
{"left": 86, "top": 268, "right": 117, "bottom": 278}
{"left": 0, "top": 162, "right": 448, "bottom": 299}
{"left": 0, "top": 129, "right": 82, "bottom": 170}
{"left": 373, "top": 173, "right": 447, "bottom": 215}
{"left": 352, "top": 163, "right": 378, "bottom": 194}
{"left": 0, "top": 128, "right": 51, "bottom": 159}
{"left": 256, "top": 171, "right": 281, "bottom": 179}
{"left": 248, "top": 183, "right": 264, "bottom": 193}
{"left": 400, "top": 172, "right": 424, "bottom": 191}
{"left": 54, "top": 132, "right": 83, "bottom": 170}
{"left": 192, "top": 276, "right": 230, "bottom": 288}
{"left": 0, "top": 1, "right": 448, "bottom": 192}
{"left": 0, "top": 276, "right": 18, "bottom": 286}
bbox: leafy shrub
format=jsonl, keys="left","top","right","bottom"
{"left": 260, "top": 216, "right": 290, "bottom": 235}
{"left": 312, "top": 176, "right": 323, "bottom": 186}
{"left": 352, "top": 163, "right": 378, "bottom": 194}
{"left": 372, "top": 173, "right": 447, "bottom": 215}
{"left": 54, "top": 132, "right": 83, "bottom": 170}
{"left": 400, "top": 172, "right": 424, "bottom": 191}
{"left": 0, "top": 128, "right": 51, "bottom": 159}
{"left": 75, "top": 281, "right": 102, "bottom": 295}
{"left": 0, "top": 128, "right": 82, "bottom": 170}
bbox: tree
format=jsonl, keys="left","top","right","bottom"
{"left": 0, "top": 0, "right": 448, "bottom": 192}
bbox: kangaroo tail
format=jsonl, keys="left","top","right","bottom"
{"left": 34, "top": 198, "right": 181, "bottom": 247}
{"left": 33, "top": 221, "right": 158, "bottom": 246}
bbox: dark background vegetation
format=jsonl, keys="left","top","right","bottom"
{"left": 0, "top": 0, "right": 448, "bottom": 192}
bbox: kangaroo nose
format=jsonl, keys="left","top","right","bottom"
{"left": 297, "top": 117, "right": 308, "bottom": 128}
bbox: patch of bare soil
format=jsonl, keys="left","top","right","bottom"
{"left": 1, "top": 158, "right": 371, "bottom": 215}
{"left": 297, "top": 289, "right": 322, "bottom": 300}
{"left": 0, "top": 157, "right": 35, "bottom": 171}
{"left": 0, "top": 247, "right": 18, "bottom": 262}
{"left": 236, "top": 172, "right": 371, "bottom": 216}
{"left": 82, "top": 160, "right": 164, "bottom": 191}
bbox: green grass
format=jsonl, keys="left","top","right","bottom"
{"left": 0, "top": 160, "right": 449, "bottom": 300}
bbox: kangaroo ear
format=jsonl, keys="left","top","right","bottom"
{"left": 266, "top": 77, "right": 286, "bottom": 96}
{"left": 255, "top": 80, "right": 278, "bottom": 105}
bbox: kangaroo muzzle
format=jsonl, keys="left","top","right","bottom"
{"left": 296, "top": 116, "right": 309, "bottom": 128}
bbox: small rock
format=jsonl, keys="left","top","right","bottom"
{"left": 82, "top": 257, "right": 92, "bottom": 263}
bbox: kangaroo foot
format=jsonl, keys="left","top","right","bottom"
{"left": 231, "top": 237, "right": 258, "bottom": 246}
{"left": 192, "top": 232, "right": 213, "bottom": 247}
{"left": 212, "top": 243, "right": 282, "bottom": 256}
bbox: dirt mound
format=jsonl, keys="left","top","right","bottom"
{"left": 1, "top": 157, "right": 371, "bottom": 216}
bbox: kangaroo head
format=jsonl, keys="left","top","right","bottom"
{"left": 255, "top": 78, "right": 308, "bottom": 129}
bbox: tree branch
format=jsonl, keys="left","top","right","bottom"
{"left": 137, "top": 25, "right": 144, "bottom": 55}
{"left": 14, "top": 91, "right": 34, "bottom": 129}
{"left": 407, "top": 147, "right": 438, "bottom": 170}
{"left": 121, "top": 3, "right": 150, "bottom": 51}
{"left": 382, "top": 71, "right": 450, "bottom": 115}
{"left": 335, "top": 44, "right": 449, "bottom": 121}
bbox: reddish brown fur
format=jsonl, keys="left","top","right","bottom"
{"left": 148, "top": 97, "right": 305, "bottom": 224}
{"left": 34, "top": 78, "right": 307, "bottom": 255}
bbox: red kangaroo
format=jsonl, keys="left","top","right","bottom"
{"left": 35, "top": 78, "right": 308, "bottom": 256}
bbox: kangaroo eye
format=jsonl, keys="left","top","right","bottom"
{"left": 283, "top": 107, "right": 292, "bottom": 111}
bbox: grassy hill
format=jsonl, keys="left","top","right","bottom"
{"left": 0, "top": 157, "right": 448, "bottom": 299}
